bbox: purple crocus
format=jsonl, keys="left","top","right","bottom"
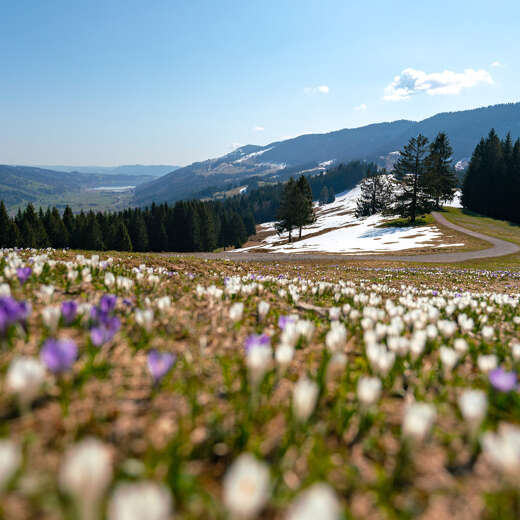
{"left": 278, "top": 315, "right": 297, "bottom": 330}
{"left": 99, "top": 294, "right": 117, "bottom": 314}
{"left": 40, "top": 339, "right": 78, "bottom": 373}
{"left": 16, "top": 267, "right": 32, "bottom": 285}
{"left": 90, "top": 316, "right": 121, "bottom": 346}
{"left": 61, "top": 300, "right": 78, "bottom": 324}
{"left": 147, "top": 349, "right": 176, "bottom": 383}
{"left": 244, "top": 333, "right": 271, "bottom": 352}
{"left": 489, "top": 367, "right": 517, "bottom": 392}
{"left": 0, "top": 297, "right": 30, "bottom": 334}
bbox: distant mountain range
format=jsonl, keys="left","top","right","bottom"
{"left": 134, "top": 102, "right": 520, "bottom": 205}
{"left": 36, "top": 164, "right": 180, "bottom": 177}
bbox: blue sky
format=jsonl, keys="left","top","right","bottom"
{"left": 1, "top": 0, "right": 518, "bottom": 166}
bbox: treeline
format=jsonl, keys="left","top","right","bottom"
{"left": 462, "top": 130, "right": 520, "bottom": 223}
{"left": 0, "top": 200, "right": 255, "bottom": 252}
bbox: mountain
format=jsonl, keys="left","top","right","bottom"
{"left": 0, "top": 165, "right": 154, "bottom": 212}
{"left": 134, "top": 102, "right": 520, "bottom": 205}
{"left": 36, "top": 165, "right": 180, "bottom": 177}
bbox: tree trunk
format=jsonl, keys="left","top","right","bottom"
{"left": 288, "top": 229, "right": 292, "bottom": 243}
{"left": 299, "top": 226, "right": 302, "bottom": 239}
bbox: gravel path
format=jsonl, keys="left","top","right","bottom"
{"left": 166, "top": 212, "right": 520, "bottom": 264}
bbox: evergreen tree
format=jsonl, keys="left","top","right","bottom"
{"left": 355, "top": 170, "right": 393, "bottom": 217}
{"left": 230, "top": 212, "right": 247, "bottom": 248}
{"left": 0, "top": 202, "right": 12, "bottom": 247}
{"left": 319, "top": 186, "right": 329, "bottom": 205}
{"left": 423, "top": 132, "right": 458, "bottom": 209}
{"left": 130, "top": 212, "right": 149, "bottom": 252}
{"left": 392, "top": 134, "right": 433, "bottom": 223}
{"left": 275, "top": 177, "right": 298, "bottom": 242}
{"left": 84, "top": 212, "right": 104, "bottom": 250}
{"left": 111, "top": 220, "right": 133, "bottom": 251}
{"left": 294, "top": 175, "right": 315, "bottom": 239}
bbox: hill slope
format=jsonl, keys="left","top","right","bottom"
{"left": 0, "top": 165, "right": 154, "bottom": 211}
{"left": 134, "top": 102, "right": 520, "bottom": 205}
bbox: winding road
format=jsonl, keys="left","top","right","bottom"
{"left": 168, "top": 212, "right": 520, "bottom": 264}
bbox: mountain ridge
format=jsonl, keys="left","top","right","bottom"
{"left": 134, "top": 102, "right": 520, "bottom": 205}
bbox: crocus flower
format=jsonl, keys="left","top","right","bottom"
{"left": 59, "top": 438, "right": 113, "bottom": 520}
{"left": 287, "top": 483, "right": 340, "bottom": 520}
{"left": 0, "top": 439, "right": 21, "bottom": 490}
{"left": 61, "top": 300, "right": 78, "bottom": 324}
{"left": 16, "top": 267, "right": 32, "bottom": 285}
{"left": 40, "top": 339, "right": 78, "bottom": 373}
{"left": 90, "top": 317, "right": 121, "bottom": 347}
{"left": 223, "top": 453, "right": 270, "bottom": 519}
{"left": 278, "top": 315, "right": 297, "bottom": 330}
{"left": 99, "top": 294, "right": 117, "bottom": 314}
{"left": 489, "top": 367, "right": 517, "bottom": 392}
{"left": 108, "top": 481, "right": 172, "bottom": 520}
{"left": 244, "top": 333, "right": 270, "bottom": 352}
{"left": 0, "top": 297, "right": 30, "bottom": 334}
{"left": 147, "top": 349, "right": 176, "bottom": 383}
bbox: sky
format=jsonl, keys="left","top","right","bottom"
{"left": 1, "top": 0, "right": 519, "bottom": 167}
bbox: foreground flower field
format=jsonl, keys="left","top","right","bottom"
{"left": 1, "top": 249, "right": 520, "bottom": 519}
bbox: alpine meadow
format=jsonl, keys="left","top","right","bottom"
{"left": 2, "top": 2, "right": 520, "bottom": 519}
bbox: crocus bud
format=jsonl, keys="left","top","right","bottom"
{"left": 6, "top": 356, "right": 46, "bottom": 408}
{"left": 108, "top": 481, "right": 172, "bottom": 520}
{"left": 286, "top": 482, "right": 340, "bottom": 520}
{"left": 59, "top": 438, "right": 112, "bottom": 520}
{"left": 292, "top": 378, "right": 319, "bottom": 423}
{"left": 357, "top": 376, "right": 382, "bottom": 407}
{"left": 223, "top": 453, "right": 270, "bottom": 520}
{"left": 402, "top": 402, "right": 436, "bottom": 443}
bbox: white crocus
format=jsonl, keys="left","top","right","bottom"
{"left": 357, "top": 376, "right": 382, "bottom": 407}
{"left": 275, "top": 344, "right": 294, "bottom": 372}
{"left": 286, "top": 482, "right": 340, "bottom": 520}
{"left": 458, "top": 390, "right": 487, "bottom": 431}
{"left": 481, "top": 326, "right": 495, "bottom": 342}
{"left": 42, "top": 305, "right": 61, "bottom": 332}
{"left": 223, "top": 453, "right": 270, "bottom": 519}
{"left": 511, "top": 340, "right": 520, "bottom": 361}
{"left": 104, "top": 272, "right": 115, "bottom": 287}
{"left": 453, "top": 338, "right": 468, "bottom": 355}
{"left": 59, "top": 438, "right": 112, "bottom": 520}
{"left": 156, "top": 296, "right": 171, "bottom": 315}
{"left": 292, "top": 378, "right": 319, "bottom": 423}
{"left": 246, "top": 344, "right": 272, "bottom": 387}
{"left": 439, "top": 346, "right": 459, "bottom": 373}
{"left": 107, "top": 481, "right": 172, "bottom": 520}
{"left": 6, "top": 356, "right": 46, "bottom": 408}
{"left": 135, "top": 308, "right": 154, "bottom": 332}
{"left": 0, "top": 439, "right": 21, "bottom": 490}
{"left": 257, "top": 301, "right": 270, "bottom": 322}
{"left": 325, "top": 322, "right": 347, "bottom": 353}
{"left": 229, "top": 302, "right": 244, "bottom": 322}
{"left": 481, "top": 423, "right": 520, "bottom": 479}
{"left": 477, "top": 354, "right": 497, "bottom": 374}
{"left": 402, "top": 402, "right": 436, "bottom": 443}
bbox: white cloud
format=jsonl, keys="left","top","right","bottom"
{"left": 384, "top": 68, "right": 493, "bottom": 101}
{"left": 304, "top": 85, "right": 329, "bottom": 94}
{"left": 354, "top": 103, "right": 367, "bottom": 111}
{"left": 491, "top": 61, "right": 504, "bottom": 68}
{"left": 252, "top": 126, "right": 264, "bottom": 131}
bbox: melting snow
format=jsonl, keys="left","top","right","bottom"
{"left": 235, "top": 184, "right": 465, "bottom": 254}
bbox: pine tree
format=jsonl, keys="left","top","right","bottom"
{"left": 392, "top": 134, "right": 433, "bottom": 223}
{"left": 275, "top": 177, "right": 298, "bottom": 242}
{"left": 355, "top": 170, "right": 393, "bottom": 217}
{"left": 84, "top": 212, "right": 104, "bottom": 250}
{"left": 423, "top": 132, "right": 458, "bottom": 209}
{"left": 111, "top": 220, "right": 133, "bottom": 251}
{"left": 319, "top": 186, "right": 329, "bottom": 205}
{"left": 294, "top": 175, "right": 315, "bottom": 239}
{"left": 131, "top": 212, "right": 149, "bottom": 252}
{"left": 230, "top": 212, "right": 247, "bottom": 248}
{"left": 0, "top": 202, "right": 12, "bottom": 247}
